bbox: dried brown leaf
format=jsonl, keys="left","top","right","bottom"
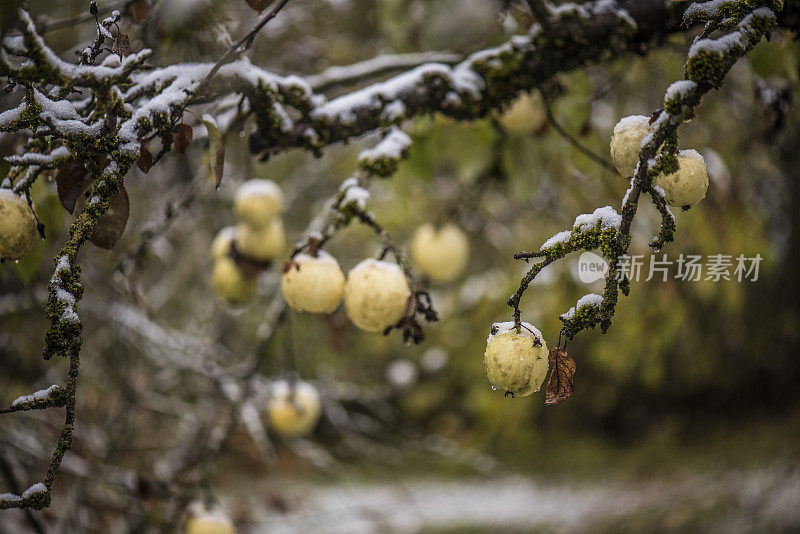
{"left": 114, "top": 33, "right": 130, "bottom": 57}
{"left": 173, "top": 123, "right": 193, "bottom": 154}
{"left": 137, "top": 144, "right": 153, "bottom": 173}
{"left": 245, "top": 0, "right": 274, "bottom": 12}
{"left": 129, "top": 0, "right": 149, "bottom": 24}
{"left": 545, "top": 347, "right": 576, "bottom": 405}
{"left": 56, "top": 157, "right": 92, "bottom": 214}
{"left": 89, "top": 185, "right": 130, "bottom": 250}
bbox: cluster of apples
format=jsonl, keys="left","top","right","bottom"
{"left": 282, "top": 252, "right": 411, "bottom": 333}
{"left": 610, "top": 115, "right": 709, "bottom": 207}
{"left": 210, "top": 179, "right": 286, "bottom": 304}
{"left": 0, "top": 189, "right": 38, "bottom": 261}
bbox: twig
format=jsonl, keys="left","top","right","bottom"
{"left": 195, "top": 0, "right": 293, "bottom": 94}
{"left": 541, "top": 93, "right": 618, "bottom": 174}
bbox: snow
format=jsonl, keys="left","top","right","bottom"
{"left": 295, "top": 250, "right": 338, "bottom": 265}
{"left": 55, "top": 255, "right": 70, "bottom": 272}
{"left": 55, "top": 288, "right": 76, "bottom": 305}
{"left": 0, "top": 188, "right": 26, "bottom": 204}
{"left": 358, "top": 127, "right": 412, "bottom": 163}
{"left": 341, "top": 185, "right": 370, "bottom": 210}
{"left": 613, "top": 115, "right": 649, "bottom": 135}
{"left": 560, "top": 293, "right": 603, "bottom": 321}
{"left": 312, "top": 62, "right": 485, "bottom": 122}
{"left": 235, "top": 179, "right": 281, "bottom": 200}
{"left": 5, "top": 146, "right": 70, "bottom": 167}
{"left": 689, "top": 31, "right": 745, "bottom": 59}
{"left": 679, "top": 148, "right": 704, "bottom": 162}
{"left": 355, "top": 258, "right": 404, "bottom": 277}
{"left": 573, "top": 206, "right": 621, "bottom": 232}
{"left": 551, "top": 1, "right": 636, "bottom": 28}
{"left": 339, "top": 177, "right": 359, "bottom": 191}
{"left": 665, "top": 80, "right": 697, "bottom": 102}
{"left": 541, "top": 231, "right": 572, "bottom": 250}
{"left": 487, "top": 321, "right": 542, "bottom": 346}
{"left": 0, "top": 101, "right": 24, "bottom": 128}
{"left": 621, "top": 185, "right": 633, "bottom": 207}
{"left": 17, "top": 10, "right": 151, "bottom": 83}
{"left": 382, "top": 100, "right": 406, "bottom": 121}
{"left": 684, "top": 0, "right": 729, "bottom": 19}
{"left": 270, "top": 379, "right": 317, "bottom": 400}
{"left": 10, "top": 384, "right": 60, "bottom": 408}
{"left": 21, "top": 483, "right": 47, "bottom": 499}
{"left": 304, "top": 52, "right": 461, "bottom": 89}
{"left": 62, "top": 307, "right": 80, "bottom": 323}
{"left": 641, "top": 111, "right": 668, "bottom": 147}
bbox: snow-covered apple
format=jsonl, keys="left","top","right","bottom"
{"left": 484, "top": 321, "right": 549, "bottom": 397}
{"left": 610, "top": 115, "right": 652, "bottom": 177}
{"left": 266, "top": 380, "right": 321, "bottom": 437}
{"left": 653, "top": 149, "right": 709, "bottom": 207}
{"left": 233, "top": 179, "right": 283, "bottom": 228}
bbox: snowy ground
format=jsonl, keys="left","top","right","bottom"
{"left": 235, "top": 465, "right": 800, "bottom": 533}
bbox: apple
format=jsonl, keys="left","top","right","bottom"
{"left": 233, "top": 179, "right": 283, "bottom": 228}
{"left": 610, "top": 115, "right": 652, "bottom": 177}
{"left": 234, "top": 219, "right": 286, "bottom": 261}
{"left": 653, "top": 149, "right": 709, "bottom": 207}
{"left": 0, "top": 189, "right": 37, "bottom": 260}
{"left": 281, "top": 251, "right": 345, "bottom": 313}
{"left": 266, "top": 380, "right": 321, "bottom": 437}
{"left": 484, "top": 321, "right": 549, "bottom": 397}
{"left": 212, "top": 256, "right": 255, "bottom": 304}
{"left": 410, "top": 223, "right": 469, "bottom": 282}
{"left": 344, "top": 259, "right": 411, "bottom": 332}
{"left": 210, "top": 226, "right": 236, "bottom": 259}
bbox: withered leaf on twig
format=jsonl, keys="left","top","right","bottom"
{"left": 201, "top": 115, "right": 224, "bottom": 189}
{"left": 129, "top": 0, "right": 149, "bottom": 24}
{"left": 137, "top": 144, "right": 153, "bottom": 173}
{"left": 545, "top": 346, "right": 576, "bottom": 405}
{"left": 113, "top": 33, "right": 130, "bottom": 57}
{"left": 173, "top": 124, "right": 193, "bottom": 154}
{"left": 56, "top": 157, "right": 92, "bottom": 214}
{"left": 88, "top": 185, "right": 130, "bottom": 250}
{"left": 245, "top": 0, "right": 275, "bottom": 12}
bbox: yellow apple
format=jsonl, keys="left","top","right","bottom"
{"left": 610, "top": 115, "right": 652, "bottom": 177}
{"left": 344, "top": 259, "right": 411, "bottom": 332}
{"left": 410, "top": 223, "right": 469, "bottom": 282}
{"left": 234, "top": 219, "right": 286, "bottom": 261}
{"left": 210, "top": 226, "right": 236, "bottom": 259}
{"left": 0, "top": 190, "right": 37, "bottom": 260}
{"left": 266, "top": 380, "right": 321, "bottom": 437}
{"left": 212, "top": 256, "right": 255, "bottom": 304}
{"left": 233, "top": 179, "right": 283, "bottom": 228}
{"left": 653, "top": 149, "right": 709, "bottom": 207}
{"left": 281, "top": 251, "right": 345, "bottom": 313}
{"left": 484, "top": 321, "right": 549, "bottom": 397}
